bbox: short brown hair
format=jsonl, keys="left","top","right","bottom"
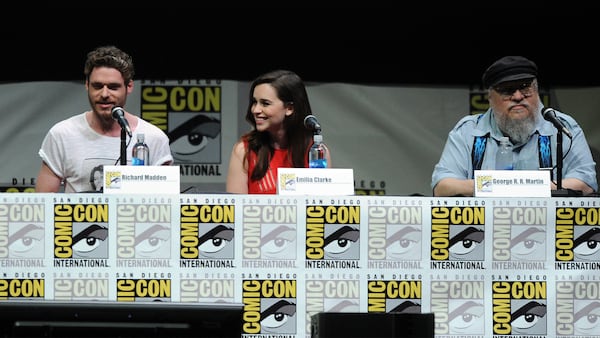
{"left": 83, "top": 45, "right": 135, "bottom": 84}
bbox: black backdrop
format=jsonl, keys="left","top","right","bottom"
{"left": 4, "top": 5, "right": 599, "bottom": 87}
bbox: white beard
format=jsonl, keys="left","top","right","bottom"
{"left": 494, "top": 103, "right": 542, "bottom": 145}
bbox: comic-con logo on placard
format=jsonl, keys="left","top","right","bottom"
{"left": 431, "top": 205, "right": 485, "bottom": 264}
{"left": 104, "top": 170, "right": 121, "bottom": 189}
{"left": 53, "top": 204, "right": 109, "bottom": 266}
{"left": 279, "top": 173, "right": 296, "bottom": 192}
{"left": 305, "top": 205, "right": 360, "bottom": 265}
{"left": 476, "top": 175, "right": 493, "bottom": 192}
{"left": 241, "top": 278, "right": 297, "bottom": 335}
{"left": 492, "top": 279, "right": 547, "bottom": 336}
{"left": 556, "top": 279, "right": 600, "bottom": 336}
{"left": 493, "top": 206, "right": 547, "bottom": 265}
{"left": 0, "top": 203, "right": 45, "bottom": 261}
{"left": 555, "top": 207, "right": 600, "bottom": 268}
{"left": 180, "top": 204, "right": 235, "bottom": 267}
{"left": 242, "top": 203, "right": 297, "bottom": 266}
{"left": 367, "top": 203, "right": 423, "bottom": 267}
{"left": 431, "top": 278, "right": 485, "bottom": 336}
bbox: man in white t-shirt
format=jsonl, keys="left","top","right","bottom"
{"left": 35, "top": 45, "right": 173, "bottom": 193}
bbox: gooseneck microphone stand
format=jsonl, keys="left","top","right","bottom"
{"left": 556, "top": 131, "right": 564, "bottom": 191}
{"left": 120, "top": 128, "right": 127, "bottom": 165}
{"left": 552, "top": 128, "right": 582, "bottom": 197}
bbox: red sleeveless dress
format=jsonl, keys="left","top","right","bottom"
{"left": 247, "top": 148, "right": 292, "bottom": 194}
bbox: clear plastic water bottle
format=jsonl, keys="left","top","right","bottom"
{"left": 495, "top": 136, "right": 513, "bottom": 170}
{"left": 132, "top": 133, "right": 149, "bottom": 166}
{"left": 309, "top": 134, "right": 329, "bottom": 168}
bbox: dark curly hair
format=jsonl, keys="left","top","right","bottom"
{"left": 83, "top": 45, "right": 135, "bottom": 85}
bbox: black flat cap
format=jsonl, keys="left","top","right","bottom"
{"left": 482, "top": 56, "right": 538, "bottom": 88}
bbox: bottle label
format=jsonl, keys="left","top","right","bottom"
{"left": 132, "top": 157, "right": 145, "bottom": 166}
{"left": 309, "top": 159, "right": 327, "bottom": 168}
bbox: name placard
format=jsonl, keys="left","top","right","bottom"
{"left": 103, "top": 165, "right": 181, "bottom": 194}
{"left": 474, "top": 170, "right": 551, "bottom": 197}
{"left": 277, "top": 168, "right": 354, "bottom": 195}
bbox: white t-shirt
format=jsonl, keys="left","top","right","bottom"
{"left": 39, "top": 112, "right": 174, "bottom": 193}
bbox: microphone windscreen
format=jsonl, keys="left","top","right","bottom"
{"left": 303, "top": 115, "right": 321, "bottom": 130}
{"left": 112, "top": 106, "right": 125, "bottom": 119}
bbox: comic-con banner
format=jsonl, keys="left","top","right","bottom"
{"left": 2, "top": 193, "right": 600, "bottom": 338}
{"left": 139, "top": 80, "right": 239, "bottom": 188}
{"left": 2, "top": 81, "right": 600, "bottom": 196}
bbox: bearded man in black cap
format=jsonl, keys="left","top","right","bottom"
{"left": 431, "top": 56, "right": 597, "bottom": 197}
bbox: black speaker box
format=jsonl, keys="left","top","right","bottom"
{"left": 311, "top": 312, "right": 434, "bottom": 338}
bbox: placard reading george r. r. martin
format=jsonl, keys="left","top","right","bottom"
{"left": 474, "top": 170, "right": 551, "bottom": 197}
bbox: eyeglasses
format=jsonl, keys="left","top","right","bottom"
{"left": 493, "top": 79, "right": 536, "bottom": 99}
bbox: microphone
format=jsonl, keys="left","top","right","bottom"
{"left": 111, "top": 106, "right": 132, "bottom": 137}
{"left": 542, "top": 107, "right": 572, "bottom": 139}
{"left": 303, "top": 115, "right": 321, "bottom": 132}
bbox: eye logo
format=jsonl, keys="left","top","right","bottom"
{"left": 327, "top": 299, "right": 359, "bottom": 312}
{"left": 135, "top": 224, "right": 171, "bottom": 258}
{"left": 198, "top": 224, "right": 234, "bottom": 259}
{"left": 168, "top": 114, "right": 221, "bottom": 163}
{"left": 511, "top": 301, "right": 547, "bottom": 334}
{"left": 449, "top": 227, "right": 484, "bottom": 260}
{"left": 261, "top": 225, "right": 296, "bottom": 259}
{"left": 386, "top": 226, "right": 422, "bottom": 260}
{"left": 573, "top": 227, "right": 600, "bottom": 261}
{"left": 72, "top": 223, "right": 108, "bottom": 259}
{"left": 449, "top": 300, "right": 484, "bottom": 334}
{"left": 389, "top": 300, "right": 421, "bottom": 313}
{"left": 9, "top": 223, "right": 44, "bottom": 258}
{"left": 511, "top": 227, "right": 546, "bottom": 260}
{"left": 260, "top": 299, "right": 297, "bottom": 334}
{"left": 574, "top": 300, "right": 600, "bottom": 335}
{"left": 324, "top": 225, "right": 359, "bottom": 259}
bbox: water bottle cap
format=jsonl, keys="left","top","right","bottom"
{"left": 138, "top": 133, "right": 145, "bottom": 142}
{"left": 313, "top": 134, "right": 323, "bottom": 143}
